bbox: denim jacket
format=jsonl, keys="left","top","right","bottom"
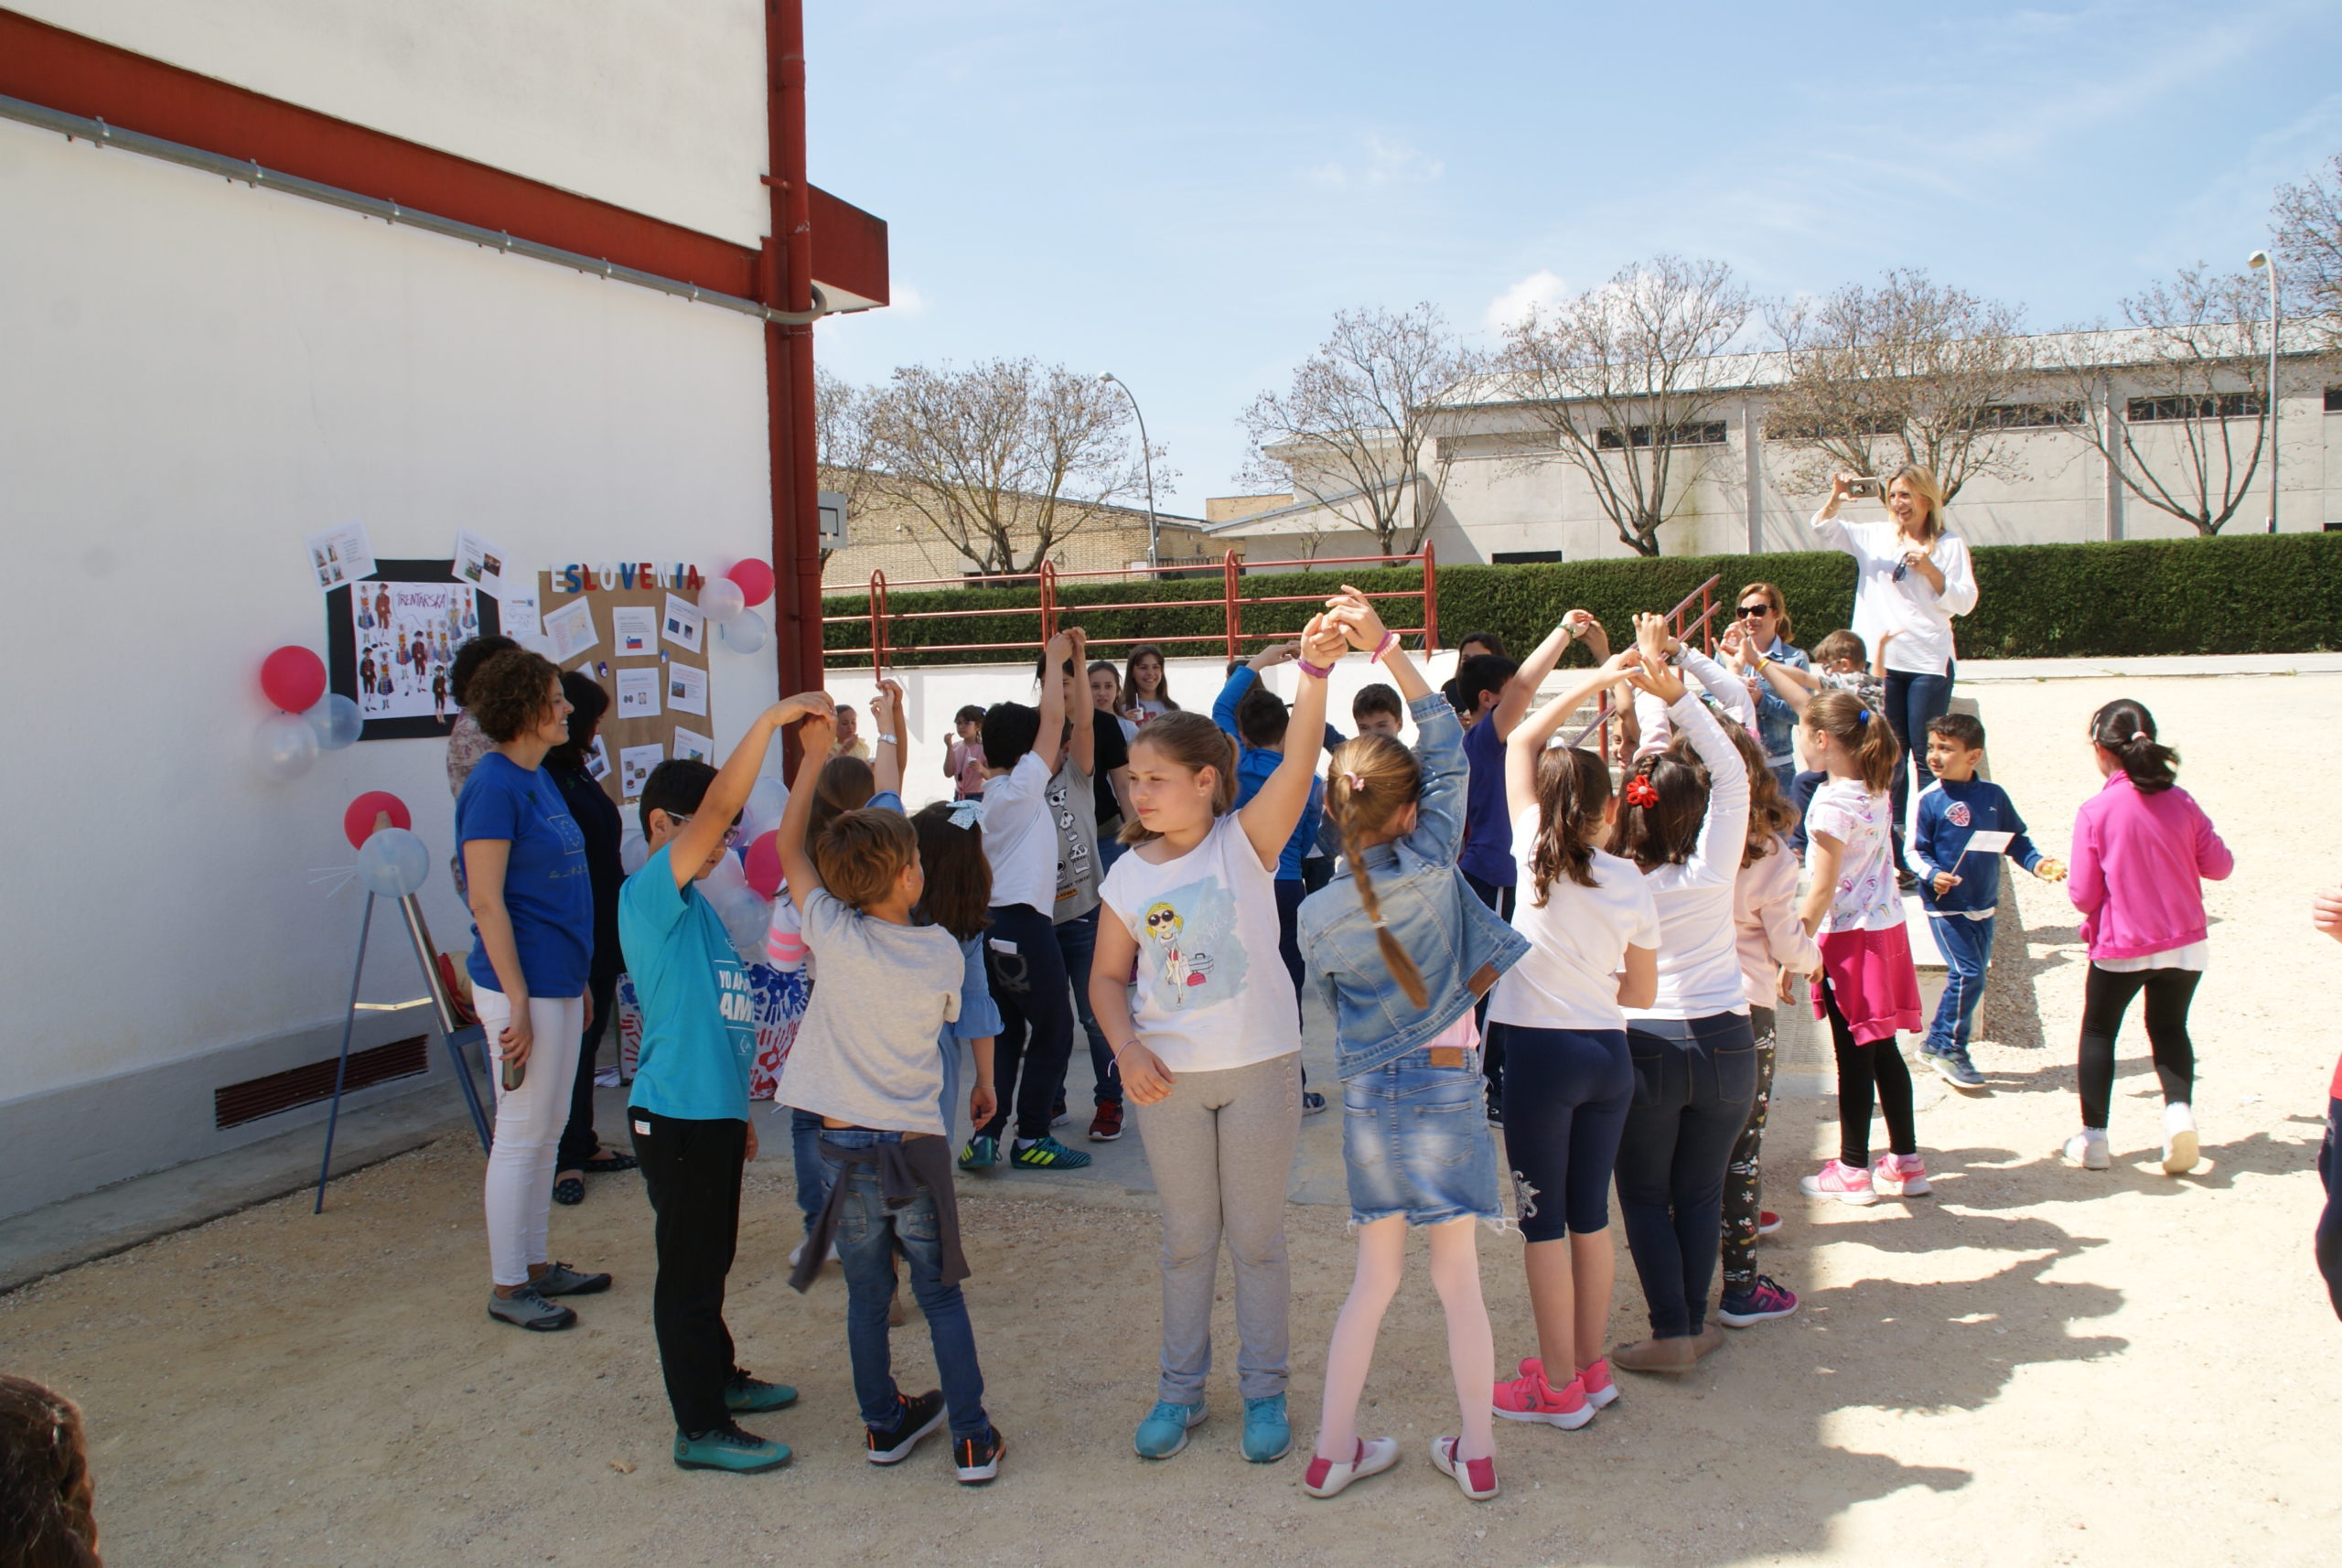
{"left": 1299, "top": 691, "right": 1531, "bottom": 1080}
{"left": 1751, "top": 639, "right": 1810, "bottom": 768}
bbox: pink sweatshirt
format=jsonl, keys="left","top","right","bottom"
{"left": 2068, "top": 772, "right": 2232, "bottom": 961}
{"left": 1734, "top": 836, "right": 1821, "bottom": 1010}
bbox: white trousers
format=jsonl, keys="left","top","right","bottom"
{"left": 476, "top": 987, "right": 585, "bottom": 1287}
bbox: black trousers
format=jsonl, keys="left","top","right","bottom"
{"left": 1820, "top": 978, "right": 1916, "bottom": 1166}
{"left": 2077, "top": 963, "right": 2200, "bottom": 1130}
{"left": 557, "top": 970, "right": 618, "bottom": 1172}
{"left": 2318, "top": 1098, "right": 2342, "bottom": 1320}
{"left": 981, "top": 902, "right": 1076, "bottom": 1143}
{"left": 630, "top": 1107, "right": 745, "bottom": 1434}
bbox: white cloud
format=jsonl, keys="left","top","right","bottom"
{"left": 890, "top": 283, "right": 929, "bottom": 314}
{"left": 1305, "top": 133, "right": 1444, "bottom": 190}
{"left": 1485, "top": 269, "right": 1569, "bottom": 330}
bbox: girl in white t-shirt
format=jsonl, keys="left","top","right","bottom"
{"left": 1795, "top": 689, "right": 1926, "bottom": 1207}
{"left": 1485, "top": 649, "right": 1659, "bottom": 1431}
{"left": 1090, "top": 615, "right": 1348, "bottom": 1469}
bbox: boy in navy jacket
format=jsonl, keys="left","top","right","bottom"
{"left": 1911, "top": 713, "right": 2066, "bottom": 1090}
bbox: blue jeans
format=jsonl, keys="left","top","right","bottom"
{"left": 1788, "top": 768, "right": 1825, "bottom": 856}
{"left": 790, "top": 1107, "right": 825, "bottom": 1236}
{"left": 1614, "top": 1013, "right": 1758, "bottom": 1337}
{"left": 1055, "top": 908, "right": 1120, "bottom": 1108}
{"left": 1884, "top": 668, "right": 1954, "bottom": 870}
{"left": 1923, "top": 914, "right": 1993, "bottom": 1055}
{"left": 820, "top": 1131, "right": 990, "bottom": 1439}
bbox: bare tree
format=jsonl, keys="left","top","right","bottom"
{"left": 2045, "top": 266, "right": 2270, "bottom": 536}
{"left": 1240, "top": 303, "right": 1477, "bottom": 556}
{"left": 861, "top": 358, "right": 1162, "bottom": 577}
{"left": 2272, "top": 152, "right": 2342, "bottom": 352}
{"left": 814, "top": 366, "right": 879, "bottom": 571}
{"left": 1498, "top": 256, "right": 1752, "bottom": 557}
{"left": 1763, "top": 270, "right": 2036, "bottom": 501}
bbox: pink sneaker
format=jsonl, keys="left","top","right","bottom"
{"left": 1431, "top": 1435, "right": 1499, "bottom": 1501}
{"left": 1873, "top": 1154, "right": 1930, "bottom": 1198}
{"left": 1578, "top": 1357, "right": 1619, "bottom": 1411}
{"left": 1799, "top": 1158, "right": 1877, "bottom": 1206}
{"left": 1490, "top": 1359, "right": 1592, "bottom": 1430}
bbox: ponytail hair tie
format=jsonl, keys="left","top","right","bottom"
{"left": 1341, "top": 769, "right": 1366, "bottom": 792}
{"left": 1623, "top": 774, "right": 1660, "bottom": 810}
{"left": 1857, "top": 707, "right": 1873, "bottom": 726}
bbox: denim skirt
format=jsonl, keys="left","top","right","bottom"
{"left": 1340, "top": 1047, "right": 1502, "bottom": 1227}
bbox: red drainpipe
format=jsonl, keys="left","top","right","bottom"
{"left": 766, "top": 0, "right": 822, "bottom": 705}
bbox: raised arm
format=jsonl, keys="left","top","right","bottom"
{"left": 774, "top": 709, "right": 837, "bottom": 918}
{"left": 1065, "top": 629, "right": 1095, "bottom": 779}
{"left": 1492, "top": 618, "right": 1577, "bottom": 741}
{"left": 671, "top": 691, "right": 833, "bottom": 890}
{"left": 870, "top": 678, "right": 906, "bottom": 800}
{"left": 1031, "top": 629, "right": 1070, "bottom": 773}
{"left": 1505, "top": 654, "right": 1637, "bottom": 823}
{"left": 1679, "top": 644, "right": 1756, "bottom": 728}
{"left": 1238, "top": 616, "right": 1342, "bottom": 869}
{"left": 1326, "top": 588, "right": 1466, "bottom": 860}
{"left": 1811, "top": 471, "right": 1861, "bottom": 553}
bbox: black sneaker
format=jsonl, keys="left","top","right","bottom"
{"left": 1301, "top": 1090, "right": 1328, "bottom": 1117}
{"left": 953, "top": 1423, "right": 1006, "bottom": 1484}
{"left": 533, "top": 1261, "right": 612, "bottom": 1297}
{"left": 865, "top": 1390, "right": 947, "bottom": 1466}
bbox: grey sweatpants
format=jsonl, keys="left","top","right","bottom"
{"left": 1132, "top": 1050, "right": 1302, "bottom": 1403}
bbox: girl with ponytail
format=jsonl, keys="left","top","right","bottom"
{"left": 1293, "top": 590, "right": 1529, "bottom": 1504}
{"left": 2063, "top": 699, "right": 2231, "bottom": 1175}
{"left": 1796, "top": 689, "right": 1927, "bottom": 1207}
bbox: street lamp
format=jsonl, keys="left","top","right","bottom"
{"left": 2248, "top": 249, "right": 2280, "bottom": 533}
{"left": 1101, "top": 372, "right": 1161, "bottom": 569}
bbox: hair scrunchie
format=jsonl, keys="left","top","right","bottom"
{"left": 1623, "top": 774, "right": 1660, "bottom": 810}
{"left": 1856, "top": 707, "right": 1873, "bottom": 726}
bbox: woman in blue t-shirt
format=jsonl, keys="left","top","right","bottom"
{"left": 457, "top": 649, "right": 607, "bottom": 1332}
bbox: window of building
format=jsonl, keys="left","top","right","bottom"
{"left": 2126, "top": 392, "right": 2261, "bottom": 423}
{"left": 1761, "top": 411, "right": 1903, "bottom": 440}
{"left": 1976, "top": 401, "right": 2083, "bottom": 429}
{"left": 2326, "top": 386, "right": 2342, "bottom": 413}
{"left": 1595, "top": 421, "right": 1729, "bottom": 450}
{"left": 1491, "top": 549, "right": 1563, "bottom": 564}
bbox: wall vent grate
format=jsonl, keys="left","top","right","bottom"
{"left": 213, "top": 1036, "right": 428, "bottom": 1129}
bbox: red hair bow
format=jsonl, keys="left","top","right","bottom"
{"left": 1624, "top": 774, "right": 1660, "bottom": 809}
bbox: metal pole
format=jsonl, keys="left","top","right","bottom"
{"left": 313, "top": 892, "right": 377, "bottom": 1213}
{"left": 2250, "top": 250, "right": 2280, "bottom": 532}
{"left": 1103, "top": 373, "right": 1161, "bottom": 568}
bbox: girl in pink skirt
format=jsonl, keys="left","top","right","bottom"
{"left": 1795, "top": 690, "right": 1926, "bottom": 1206}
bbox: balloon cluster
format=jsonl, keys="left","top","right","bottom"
{"left": 701, "top": 559, "right": 774, "bottom": 657}
{"left": 252, "top": 645, "right": 363, "bottom": 780}
{"left": 344, "top": 790, "right": 430, "bottom": 898}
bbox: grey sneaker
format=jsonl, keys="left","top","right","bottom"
{"left": 1928, "top": 1047, "right": 1987, "bottom": 1092}
{"left": 533, "top": 1261, "right": 612, "bottom": 1297}
{"left": 488, "top": 1284, "right": 576, "bottom": 1331}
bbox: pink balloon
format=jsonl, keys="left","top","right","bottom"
{"left": 261, "top": 645, "right": 328, "bottom": 713}
{"left": 743, "top": 830, "right": 785, "bottom": 899}
{"left": 725, "top": 558, "right": 775, "bottom": 608}
{"left": 344, "top": 790, "right": 413, "bottom": 848}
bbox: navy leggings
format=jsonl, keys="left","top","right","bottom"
{"left": 1883, "top": 667, "right": 1953, "bottom": 872}
{"left": 1493, "top": 1023, "right": 1633, "bottom": 1242}
{"left": 1615, "top": 1013, "right": 1759, "bottom": 1338}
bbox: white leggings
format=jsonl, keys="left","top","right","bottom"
{"left": 476, "top": 987, "right": 585, "bottom": 1287}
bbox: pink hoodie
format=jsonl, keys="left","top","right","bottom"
{"left": 2068, "top": 772, "right": 2232, "bottom": 961}
{"left": 1734, "top": 837, "right": 1821, "bottom": 1009}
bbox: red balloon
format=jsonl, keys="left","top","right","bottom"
{"left": 743, "top": 830, "right": 785, "bottom": 898}
{"left": 725, "top": 558, "right": 775, "bottom": 608}
{"left": 261, "top": 645, "right": 328, "bottom": 713}
{"left": 344, "top": 790, "right": 413, "bottom": 848}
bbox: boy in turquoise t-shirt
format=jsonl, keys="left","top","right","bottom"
{"left": 620, "top": 690, "right": 832, "bottom": 1476}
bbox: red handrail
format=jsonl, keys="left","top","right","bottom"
{"left": 1664, "top": 574, "right": 1723, "bottom": 654}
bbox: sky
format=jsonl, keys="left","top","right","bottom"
{"left": 805, "top": 0, "right": 2342, "bottom": 512}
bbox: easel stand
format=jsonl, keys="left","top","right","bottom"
{"left": 313, "top": 890, "right": 494, "bottom": 1212}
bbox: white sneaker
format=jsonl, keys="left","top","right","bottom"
{"left": 787, "top": 1240, "right": 843, "bottom": 1267}
{"left": 2162, "top": 1103, "right": 2199, "bottom": 1175}
{"left": 2061, "top": 1131, "right": 2110, "bottom": 1170}
{"left": 1302, "top": 1436, "right": 1400, "bottom": 1498}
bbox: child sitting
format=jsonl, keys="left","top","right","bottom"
{"left": 1910, "top": 713, "right": 2066, "bottom": 1091}
{"left": 778, "top": 708, "right": 1006, "bottom": 1484}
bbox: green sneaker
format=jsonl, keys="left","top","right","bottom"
{"left": 958, "top": 1134, "right": 998, "bottom": 1171}
{"left": 1010, "top": 1135, "right": 1092, "bottom": 1170}
{"left": 1134, "top": 1399, "right": 1207, "bottom": 1459}
{"left": 1241, "top": 1393, "right": 1292, "bottom": 1463}
{"left": 673, "top": 1423, "right": 790, "bottom": 1474}
{"left": 725, "top": 1368, "right": 799, "bottom": 1414}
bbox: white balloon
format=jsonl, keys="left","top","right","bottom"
{"left": 716, "top": 608, "right": 768, "bottom": 655}
{"left": 619, "top": 823, "right": 650, "bottom": 875}
{"left": 707, "top": 884, "right": 773, "bottom": 963}
{"left": 743, "top": 776, "right": 790, "bottom": 839}
{"left": 304, "top": 693, "right": 364, "bottom": 750}
{"left": 355, "top": 827, "right": 431, "bottom": 897}
{"left": 697, "top": 576, "right": 747, "bottom": 626}
{"left": 253, "top": 712, "right": 319, "bottom": 780}
{"left": 702, "top": 848, "right": 748, "bottom": 897}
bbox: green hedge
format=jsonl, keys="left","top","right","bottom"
{"left": 823, "top": 532, "right": 2342, "bottom": 667}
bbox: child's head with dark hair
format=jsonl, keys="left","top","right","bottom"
{"left": 807, "top": 755, "right": 876, "bottom": 846}
{"left": 1719, "top": 717, "right": 1799, "bottom": 865}
{"left": 1087, "top": 660, "right": 1123, "bottom": 713}
{"left": 1606, "top": 742, "right": 1713, "bottom": 871}
{"left": 448, "top": 634, "right": 519, "bottom": 709}
{"left": 0, "top": 1374, "right": 99, "bottom": 1568}
{"left": 1351, "top": 682, "right": 1404, "bottom": 737}
{"left": 467, "top": 648, "right": 565, "bottom": 745}
{"left": 1528, "top": 746, "right": 1614, "bottom": 900}
{"left": 815, "top": 807, "right": 921, "bottom": 912}
{"left": 1928, "top": 712, "right": 1986, "bottom": 753}
{"left": 548, "top": 671, "right": 609, "bottom": 771}
{"left": 1456, "top": 654, "right": 1518, "bottom": 718}
{"left": 912, "top": 802, "right": 992, "bottom": 940}
{"left": 638, "top": 758, "right": 736, "bottom": 879}
{"left": 1812, "top": 630, "right": 1867, "bottom": 673}
{"left": 953, "top": 703, "right": 986, "bottom": 738}
{"left": 1457, "top": 630, "right": 1508, "bottom": 660}
{"left": 1236, "top": 683, "right": 1288, "bottom": 750}
{"left": 1441, "top": 676, "right": 1467, "bottom": 716}
{"left": 2089, "top": 698, "right": 2179, "bottom": 794}
{"left": 1924, "top": 711, "right": 1985, "bottom": 784}
{"left": 1322, "top": 736, "right": 1430, "bottom": 1007}
{"left": 980, "top": 702, "right": 1041, "bottom": 773}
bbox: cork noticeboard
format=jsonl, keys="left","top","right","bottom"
{"left": 536, "top": 570, "right": 714, "bottom": 807}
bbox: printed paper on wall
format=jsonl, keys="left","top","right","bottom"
{"left": 662, "top": 594, "right": 705, "bottom": 654}
{"left": 615, "top": 666, "right": 663, "bottom": 719}
{"left": 666, "top": 661, "right": 709, "bottom": 716}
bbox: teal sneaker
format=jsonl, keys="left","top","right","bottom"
{"left": 1010, "top": 1135, "right": 1092, "bottom": 1170}
{"left": 1241, "top": 1393, "right": 1292, "bottom": 1463}
{"left": 725, "top": 1368, "right": 799, "bottom": 1414}
{"left": 958, "top": 1134, "right": 998, "bottom": 1172}
{"left": 1133, "top": 1399, "right": 1207, "bottom": 1459}
{"left": 673, "top": 1423, "right": 790, "bottom": 1474}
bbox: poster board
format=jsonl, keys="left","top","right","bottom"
{"left": 327, "top": 559, "right": 502, "bottom": 743}
{"left": 537, "top": 569, "right": 714, "bottom": 808}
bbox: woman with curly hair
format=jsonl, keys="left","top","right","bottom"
{"left": 0, "top": 1374, "right": 101, "bottom": 1567}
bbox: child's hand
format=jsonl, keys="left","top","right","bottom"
{"left": 1720, "top": 622, "right": 1746, "bottom": 660}
{"left": 1931, "top": 871, "right": 1961, "bottom": 896}
{"left": 1043, "top": 628, "right": 1075, "bottom": 666}
{"left": 969, "top": 1079, "right": 999, "bottom": 1128}
{"left": 1632, "top": 611, "right": 1671, "bottom": 665}
{"left": 1777, "top": 968, "right": 1796, "bottom": 1003}
{"left": 1562, "top": 607, "right": 1597, "bottom": 640}
{"left": 2314, "top": 887, "right": 2342, "bottom": 940}
{"left": 1067, "top": 626, "right": 1088, "bottom": 665}
{"left": 798, "top": 711, "right": 836, "bottom": 759}
{"left": 771, "top": 691, "right": 834, "bottom": 727}
{"left": 1302, "top": 614, "right": 1348, "bottom": 671}
{"left": 1117, "top": 1040, "right": 1177, "bottom": 1106}
{"left": 1877, "top": 628, "right": 1900, "bottom": 645}
{"left": 2036, "top": 857, "right": 2068, "bottom": 884}
{"left": 1250, "top": 640, "right": 1301, "bottom": 671}
{"left": 1327, "top": 586, "right": 1389, "bottom": 649}
{"left": 870, "top": 678, "right": 905, "bottom": 736}
{"left": 744, "top": 1118, "right": 759, "bottom": 1163}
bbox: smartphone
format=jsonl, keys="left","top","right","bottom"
{"left": 501, "top": 1053, "right": 526, "bottom": 1092}
{"left": 1844, "top": 477, "right": 1883, "bottom": 499}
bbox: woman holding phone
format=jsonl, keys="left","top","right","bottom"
{"left": 457, "top": 648, "right": 609, "bottom": 1331}
{"left": 1811, "top": 467, "right": 1978, "bottom": 887}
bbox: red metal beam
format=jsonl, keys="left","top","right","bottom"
{"left": 767, "top": 0, "right": 823, "bottom": 706}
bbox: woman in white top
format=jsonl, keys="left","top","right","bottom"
{"left": 1811, "top": 466, "right": 1978, "bottom": 883}
{"left": 1606, "top": 614, "right": 1756, "bottom": 1375}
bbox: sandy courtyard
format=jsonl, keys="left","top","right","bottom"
{"left": 4, "top": 671, "right": 2339, "bottom": 1567}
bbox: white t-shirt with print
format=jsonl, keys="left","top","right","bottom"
{"left": 982, "top": 752, "right": 1058, "bottom": 913}
{"left": 1098, "top": 813, "right": 1299, "bottom": 1074}
{"left": 1805, "top": 778, "right": 1901, "bottom": 934}
{"left": 1488, "top": 830, "right": 1661, "bottom": 1034}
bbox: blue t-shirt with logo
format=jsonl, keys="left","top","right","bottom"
{"left": 1457, "top": 712, "right": 1515, "bottom": 888}
{"left": 618, "top": 842, "right": 757, "bottom": 1122}
{"left": 456, "top": 750, "right": 594, "bottom": 996}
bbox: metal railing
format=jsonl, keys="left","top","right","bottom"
{"left": 1558, "top": 573, "right": 1724, "bottom": 761}
{"left": 826, "top": 545, "right": 1438, "bottom": 672}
